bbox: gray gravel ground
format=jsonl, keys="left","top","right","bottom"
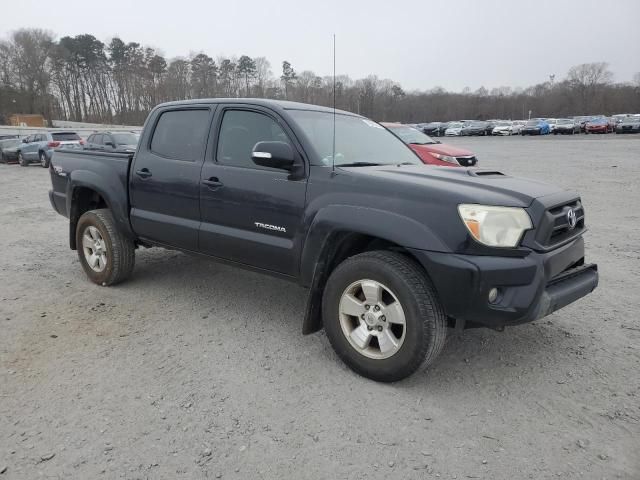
{"left": 1, "top": 134, "right": 639, "bottom": 479}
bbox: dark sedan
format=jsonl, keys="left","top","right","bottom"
{"left": 615, "top": 117, "right": 640, "bottom": 134}
{"left": 553, "top": 118, "right": 581, "bottom": 135}
{"left": 0, "top": 138, "right": 21, "bottom": 163}
{"left": 460, "top": 121, "right": 489, "bottom": 136}
{"left": 84, "top": 132, "right": 140, "bottom": 153}
{"left": 422, "top": 122, "right": 447, "bottom": 137}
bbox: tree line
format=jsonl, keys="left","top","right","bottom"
{"left": 1, "top": 29, "right": 639, "bottom": 126}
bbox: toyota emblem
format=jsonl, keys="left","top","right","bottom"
{"left": 566, "top": 208, "right": 577, "bottom": 230}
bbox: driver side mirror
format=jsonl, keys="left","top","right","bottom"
{"left": 22, "top": 138, "right": 28, "bottom": 143}
{"left": 251, "top": 141, "right": 295, "bottom": 170}
{"left": 104, "top": 141, "right": 115, "bottom": 148}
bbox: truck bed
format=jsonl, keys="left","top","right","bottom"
{"left": 49, "top": 148, "right": 134, "bottom": 233}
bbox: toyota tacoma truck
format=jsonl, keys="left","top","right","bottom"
{"left": 48, "top": 99, "right": 598, "bottom": 382}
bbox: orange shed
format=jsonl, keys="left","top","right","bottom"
{"left": 8, "top": 114, "right": 46, "bottom": 127}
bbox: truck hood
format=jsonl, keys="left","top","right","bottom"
{"left": 341, "top": 164, "right": 565, "bottom": 207}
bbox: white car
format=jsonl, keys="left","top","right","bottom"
{"left": 492, "top": 121, "right": 515, "bottom": 136}
{"left": 444, "top": 122, "right": 464, "bottom": 136}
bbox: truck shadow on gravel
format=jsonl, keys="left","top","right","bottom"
{"left": 125, "top": 248, "right": 579, "bottom": 390}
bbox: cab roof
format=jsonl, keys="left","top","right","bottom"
{"left": 156, "top": 98, "right": 358, "bottom": 117}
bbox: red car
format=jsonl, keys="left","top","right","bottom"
{"left": 382, "top": 123, "right": 478, "bottom": 167}
{"left": 585, "top": 118, "right": 614, "bottom": 134}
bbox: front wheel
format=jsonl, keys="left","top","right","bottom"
{"left": 18, "top": 152, "right": 28, "bottom": 167}
{"left": 322, "top": 251, "right": 447, "bottom": 382}
{"left": 76, "top": 209, "right": 135, "bottom": 286}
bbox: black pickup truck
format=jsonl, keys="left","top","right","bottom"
{"left": 48, "top": 99, "right": 598, "bottom": 382}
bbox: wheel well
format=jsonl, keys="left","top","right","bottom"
{"left": 302, "top": 231, "right": 423, "bottom": 334}
{"left": 69, "top": 187, "right": 107, "bottom": 250}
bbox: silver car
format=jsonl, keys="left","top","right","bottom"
{"left": 17, "top": 131, "right": 83, "bottom": 167}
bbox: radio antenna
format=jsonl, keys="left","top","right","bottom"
{"left": 332, "top": 33, "right": 336, "bottom": 174}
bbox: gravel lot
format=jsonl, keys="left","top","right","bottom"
{"left": 1, "top": 135, "right": 639, "bottom": 479}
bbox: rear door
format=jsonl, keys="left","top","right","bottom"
{"left": 129, "top": 106, "right": 214, "bottom": 251}
{"left": 198, "top": 105, "right": 308, "bottom": 276}
{"left": 24, "top": 134, "right": 41, "bottom": 159}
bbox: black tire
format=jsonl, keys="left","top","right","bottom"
{"left": 322, "top": 251, "right": 447, "bottom": 382}
{"left": 0, "top": 152, "right": 5, "bottom": 164}
{"left": 76, "top": 209, "right": 135, "bottom": 286}
{"left": 39, "top": 151, "right": 49, "bottom": 168}
{"left": 18, "top": 151, "right": 28, "bottom": 167}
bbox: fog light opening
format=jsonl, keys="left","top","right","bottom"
{"left": 488, "top": 287, "right": 499, "bottom": 304}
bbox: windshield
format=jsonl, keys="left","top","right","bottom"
{"left": 386, "top": 125, "right": 436, "bottom": 145}
{"left": 496, "top": 121, "right": 511, "bottom": 126}
{"left": 469, "top": 122, "right": 486, "bottom": 127}
{"left": 289, "top": 110, "right": 421, "bottom": 167}
{"left": 589, "top": 119, "right": 606, "bottom": 124}
{"left": 447, "top": 122, "right": 463, "bottom": 129}
{"left": 557, "top": 119, "right": 572, "bottom": 124}
{"left": 112, "top": 133, "right": 139, "bottom": 145}
{"left": 526, "top": 120, "right": 539, "bottom": 126}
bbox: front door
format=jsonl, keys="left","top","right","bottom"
{"left": 129, "top": 106, "right": 214, "bottom": 251}
{"left": 199, "top": 106, "right": 307, "bottom": 276}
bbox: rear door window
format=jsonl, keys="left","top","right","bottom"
{"left": 150, "top": 109, "right": 210, "bottom": 162}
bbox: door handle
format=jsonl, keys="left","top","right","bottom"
{"left": 135, "top": 168, "right": 152, "bottom": 179}
{"left": 202, "top": 177, "right": 223, "bottom": 189}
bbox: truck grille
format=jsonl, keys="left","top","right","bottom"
{"left": 538, "top": 200, "right": 585, "bottom": 248}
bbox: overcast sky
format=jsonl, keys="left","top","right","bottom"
{"left": 3, "top": 0, "right": 639, "bottom": 91}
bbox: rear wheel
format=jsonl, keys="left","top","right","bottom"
{"left": 18, "top": 152, "right": 28, "bottom": 167}
{"left": 76, "top": 209, "right": 135, "bottom": 286}
{"left": 322, "top": 251, "right": 447, "bottom": 382}
{"left": 39, "top": 151, "right": 49, "bottom": 168}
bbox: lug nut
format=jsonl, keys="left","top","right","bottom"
{"left": 364, "top": 304, "right": 370, "bottom": 310}
{"left": 377, "top": 326, "right": 383, "bottom": 332}
{"left": 361, "top": 314, "right": 365, "bottom": 320}
{"left": 367, "top": 326, "right": 373, "bottom": 331}
{"left": 380, "top": 316, "right": 386, "bottom": 322}
{"left": 373, "top": 305, "right": 380, "bottom": 311}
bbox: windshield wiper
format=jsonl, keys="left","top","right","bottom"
{"left": 409, "top": 142, "right": 435, "bottom": 145}
{"left": 338, "top": 162, "right": 382, "bottom": 167}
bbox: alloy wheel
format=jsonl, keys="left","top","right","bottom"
{"left": 338, "top": 279, "right": 406, "bottom": 359}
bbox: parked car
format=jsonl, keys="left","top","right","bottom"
{"left": 553, "top": 118, "right": 581, "bottom": 135}
{"left": 17, "top": 131, "right": 83, "bottom": 167}
{"left": 521, "top": 120, "right": 551, "bottom": 136}
{"left": 0, "top": 134, "right": 19, "bottom": 141}
{"left": 0, "top": 138, "right": 22, "bottom": 163}
{"left": 511, "top": 121, "right": 527, "bottom": 135}
{"left": 382, "top": 123, "right": 478, "bottom": 167}
{"left": 444, "top": 122, "right": 464, "bottom": 136}
{"left": 48, "top": 98, "right": 598, "bottom": 382}
{"left": 545, "top": 119, "right": 558, "bottom": 133}
{"left": 491, "top": 121, "right": 515, "bottom": 136}
{"left": 585, "top": 118, "right": 613, "bottom": 134}
{"left": 84, "top": 132, "right": 140, "bottom": 153}
{"left": 460, "top": 121, "right": 489, "bottom": 136}
{"left": 615, "top": 116, "right": 640, "bottom": 134}
{"left": 422, "top": 122, "right": 446, "bottom": 137}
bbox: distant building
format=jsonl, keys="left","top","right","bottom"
{"left": 8, "top": 114, "right": 46, "bottom": 127}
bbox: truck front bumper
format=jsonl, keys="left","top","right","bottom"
{"left": 409, "top": 237, "right": 598, "bottom": 329}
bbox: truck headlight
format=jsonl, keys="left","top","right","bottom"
{"left": 458, "top": 204, "right": 532, "bottom": 247}
{"left": 432, "top": 153, "right": 458, "bottom": 164}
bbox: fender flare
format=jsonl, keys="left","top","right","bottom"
{"left": 67, "top": 170, "right": 133, "bottom": 248}
{"left": 300, "top": 205, "right": 448, "bottom": 334}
